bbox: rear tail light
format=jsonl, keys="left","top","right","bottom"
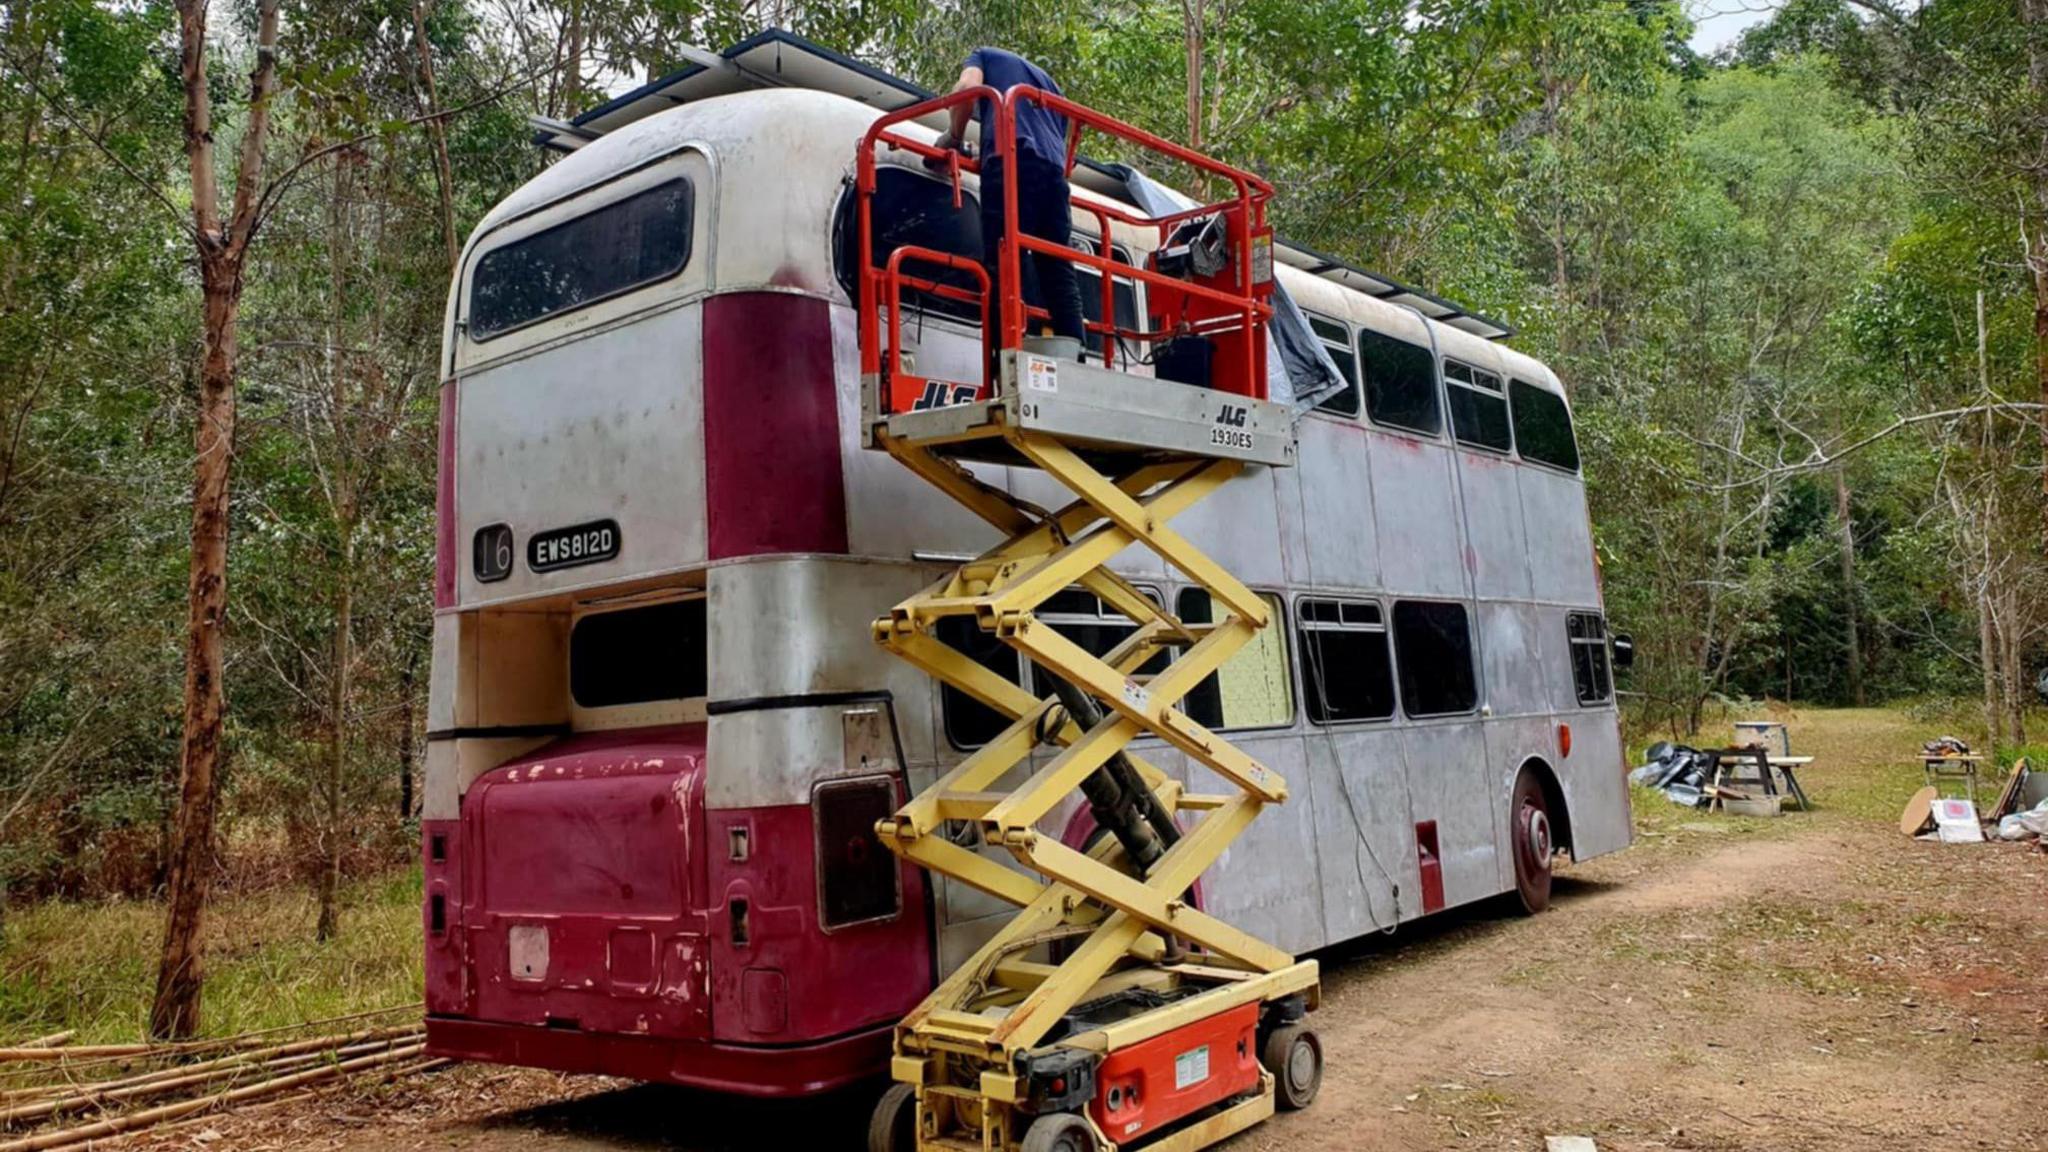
{"left": 814, "top": 777, "right": 901, "bottom": 930}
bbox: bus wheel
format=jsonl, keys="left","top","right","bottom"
{"left": 1262, "top": 1023, "right": 1323, "bottom": 1110}
{"left": 1511, "top": 769, "right": 1555, "bottom": 915}
{"left": 867, "top": 1082, "right": 917, "bottom": 1152}
{"left": 1020, "top": 1111, "right": 1098, "bottom": 1152}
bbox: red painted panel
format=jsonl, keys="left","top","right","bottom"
{"left": 704, "top": 797, "right": 932, "bottom": 1045}
{"left": 425, "top": 1015, "right": 892, "bottom": 1098}
{"left": 1415, "top": 819, "right": 1445, "bottom": 915}
{"left": 701, "top": 292, "right": 848, "bottom": 559}
{"left": 422, "top": 819, "right": 463, "bottom": 1016}
{"left": 434, "top": 381, "right": 457, "bottom": 607}
{"left": 441, "top": 726, "right": 934, "bottom": 1096}
{"left": 460, "top": 727, "right": 712, "bottom": 1042}
{"left": 1089, "top": 1001, "right": 1260, "bottom": 1142}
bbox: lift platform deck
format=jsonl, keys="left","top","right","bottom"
{"left": 857, "top": 83, "right": 1323, "bottom": 1152}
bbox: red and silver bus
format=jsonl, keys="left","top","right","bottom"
{"left": 421, "top": 30, "right": 1631, "bottom": 1099}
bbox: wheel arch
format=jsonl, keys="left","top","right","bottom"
{"left": 1513, "top": 755, "right": 1574, "bottom": 861}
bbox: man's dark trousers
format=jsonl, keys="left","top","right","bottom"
{"left": 981, "top": 154, "right": 1086, "bottom": 348}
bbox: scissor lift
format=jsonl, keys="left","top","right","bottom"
{"left": 857, "top": 87, "right": 1321, "bottom": 1152}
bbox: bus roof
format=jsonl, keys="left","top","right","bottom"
{"left": 533, "top": 27, "right": 1514, "bottom": 343}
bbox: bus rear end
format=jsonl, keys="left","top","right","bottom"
{"left": 420, "top": 114, "right": 932, "bottom": 1096}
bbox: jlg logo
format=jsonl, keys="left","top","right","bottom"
{"left": 1215, "top": 405, "right": 1248, "bottom": 427}
{"left": 911, "top": 379, "right": 979, "bottom": 411}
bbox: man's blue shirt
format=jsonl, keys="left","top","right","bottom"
{"left": 965, "top": 47, "right": 1068, "bottom": 168}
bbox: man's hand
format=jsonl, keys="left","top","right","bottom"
{"left": 923, "top": 131, "right": 962, "bottom": 172}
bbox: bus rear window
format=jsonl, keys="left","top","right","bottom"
{"left": 570, "top": 598, "right": 707, "bottom": 708}
{"left": 1510, "top": 379, "right": 1580, "bottom": 472}
{"left": 470, "top": 179, "right": 694, "bottom": 340}
{"left": 836, "top": 168, "right": 984, "bottom": 323}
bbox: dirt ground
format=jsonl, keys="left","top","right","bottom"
{"left": 131, "top": 709, "right": 2048, "bottom": 1152}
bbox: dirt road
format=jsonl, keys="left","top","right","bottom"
{"left": 150, "top": 711, "right": 2048, "bottom": 1151}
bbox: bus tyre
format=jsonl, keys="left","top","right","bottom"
{"left": 867, "top": 1082, "right": 917, "bottom": 1152}
{"left": 1511, "top": 769, "right": 1554, "bottom": 915}
{"left": 1262, "top": 1023, "right": 1323, "bottom": 1110}
{"left": 1020, "top": 1111, "right": 1098, "bottom": 1152}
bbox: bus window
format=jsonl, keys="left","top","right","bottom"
{"left": 1510, "top": 379, "right": 1581, "bottom": 472}
{"left": 1297, "top": 598, "right": 1395, "bottom": 725}
{"left": 569, "top": 598, "right": 707, "bottom": 708}
{"left": 937, "top": 588, "right": 1162, "bottom": 749}
{"left": 835, "top": 168, "right": 984, "bottom": 323}
{"left": 1073, "top": 238, "right": 1140, "bottom": 360}
{"left": 1176, "top": 589, "right": 1294, "bottom": 730}
{"left": 1391, "top": 600, "right": 1476, "bottom": 717}
{"left": 1306, "top": 314, "right": 1360, "bottom": 418}
{"left": 936, "top": 614, "right": 1020, "bottom": 749}
{"left": 1358, "top": 327, "right": 1441, "bottom": 436}
{"left": 1028, "top": 588, "right": 1167, "bottom": 697}
{"left": 1444, "top": 360, "right": 1511, "bottom": 452}
{"left": 1567, "top": 611, "right": 1613, "bottom": 704}
{"left": 470, "top": 179, "right": 693, "bottom": 340}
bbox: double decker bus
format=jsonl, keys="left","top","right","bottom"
{"left": 421, "top": 29, "right": 1631, "bottom": 1100}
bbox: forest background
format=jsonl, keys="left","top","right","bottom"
{"left": 0, "top": 0, "right": 2043, "bottom": 973}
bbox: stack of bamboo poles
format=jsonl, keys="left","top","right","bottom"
{"left": 0, "top": 1005, "right": 442, "bottom": 1150}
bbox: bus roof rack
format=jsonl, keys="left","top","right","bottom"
{"left": 538, "top": 27, "right": 1513, "bottom": 343}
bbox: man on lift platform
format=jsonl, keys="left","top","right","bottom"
{"left": 929, "top": 47, "right": 1087, "bottom": 352}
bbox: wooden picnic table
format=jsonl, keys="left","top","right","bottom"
{"left": 1704, "top": 745, "right": 1813, "bottom": 812}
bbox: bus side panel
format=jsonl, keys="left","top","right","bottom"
{"left": 1559, "top": 712, "right": 1631, "bottom": 860}
{"left": 1519, "top": 466, "right": 1600, "bottom": 604}
{"left": 1483, "top": 716, "right": 1559, "bottom": 894}
{"left": 1186, "top": 735, "right": 1325, "bottom": 955}
{"left": 1455, "top": 451, "right": 1534, "bottom": 600}
{"left": 1399, "top": 723, "right": 1495, "bottom": 911}
{"left": 1303, "top": 728, "right": 1411, "bottom": 940}
{"left": 1368, "top": 435, "right": 1465, "bottom": 599}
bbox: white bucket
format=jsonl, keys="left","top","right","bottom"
{"left": 1022, "top": 335, "right": 1083, "bottom": 362}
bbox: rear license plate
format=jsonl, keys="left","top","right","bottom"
{"left": 528, "top": 519, "right": 620, "bottom": 573}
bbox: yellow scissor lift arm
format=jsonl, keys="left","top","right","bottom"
{"left": 858, "top": 86, "right": 1322, "bottom": 1152}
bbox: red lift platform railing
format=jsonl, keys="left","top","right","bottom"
{"left": 856, "top": 84, "right": 1279, "bottom": 416}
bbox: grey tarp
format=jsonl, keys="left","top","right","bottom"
{"left": 1098, "top": 163, "right": 1348, "bottom": 413}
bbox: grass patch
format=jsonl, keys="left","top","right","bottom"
{"left": 0, "top": 869, "right": 422, "bottom": 1045}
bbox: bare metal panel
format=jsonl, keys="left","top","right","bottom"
{"left": 1301, "top": 728, "right": 1411, "bottom": 941}
{"left": 1169, "top": 465, "right": 1288, "bottom": 589}
{"left": 1558, "top": 712, "right": 1632, "bottom": 859}
{"left": 1368, "top": 434, "right": 1466, "bottom": 597}
{"left": 457, "top": 305, "right": 707, "bottom": 607}
{"left": 1282, "top": 418, "right": 1381, "bottom": 591}
{"left": 1398, "top": 721, "right": 1495, "bottom": 910}
{"left": 1519, "top": 465, "right": 1599, "bottom": 604}
{"left": 705, "top": 558, "right": 942, "bottom": 807}
{"left": 1184, "top": 736, "right": 1323, "bottom": 955}
{"left": 1479, "top": 601, "right": 1552, "bottom": 719}
{"left": 1482, "top": 716, "right": 1558, "bottom": 892}
{"left": 1454, "top": 450, "right": 1533, "bottom": 600}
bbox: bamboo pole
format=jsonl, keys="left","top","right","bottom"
{"left": 0, "top": 1043, "right": 425, "bottom": 1152}
{"left": 9, "top": 1039, "right": 68, "bottom": 1053}
{"left": 14, "top": 1026, "right": 419, "bottom": 1099}
{"left": 97, "top": 1057, "right": 450, "bottom": 1147}
{"left": 0, "top": 1030, "right": 422, "bottom": 1126}
{"left": 0, "top": 1005, "right": 419, "bottom": 1079}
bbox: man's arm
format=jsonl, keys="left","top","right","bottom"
{"left": 943, "top": 64, "right": 982, "bottom": 148}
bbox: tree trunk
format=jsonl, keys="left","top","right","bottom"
{"left": 398, "top": 654, "right": 416, "bottom": 820}
{"left": 316, "top": 541, "right": 351, "bottom": 943}
{"left": 2026, "top": 0, "right": 2048, "bottom": 538}
{"left": 1833, "top": 468, "right": 1864, "bottom": 707}
{"left": 152, "top": 263, "right": 242, "bottom": 1040}
{"left": 1181, "top": 0, "right": 1204, "bottom": 154}
{"left": 410, "top": 0, "right": 459, "bottom": 274}
{"left": 153, "top": 0, "right": 280, "bottom": 1041}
